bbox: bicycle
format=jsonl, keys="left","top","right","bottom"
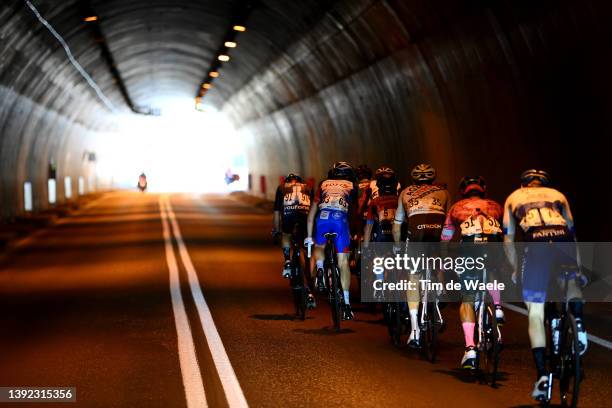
{"left": 540, "top": 268, "right": 584, "bottom": 407}
{"left": 288, "top": 231, "right": 310, "bottom": 320}
{"left": 473, "top": 266, "right": 502, "bottom": 386}
{"left": 384, "top": 271, "right": 407, "bottom": 347}
{"left": 418, "top": 267, "right": 445, "bottom": 363}
{"left": 309, "top": 232, "right": 345, "bottom": 332}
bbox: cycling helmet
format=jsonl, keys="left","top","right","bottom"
{"left": 459, "top": 175, "right": 486, "bottom": 197}
{"left": 355, "top": 164, "right": 372, "bottom": 181}
{"left": 374, "top": 166, "right": 395, "bottom": 180}
{"left": 285, "top": 173, "right": 303, "bottom": 183}
{"left": 520, "top": 169, "right": 550, "bottom": 186}
{"left": 329, "top": 161, "right": 354, "bottom": 180}
{"left": 410, "top": 164, "right": 436, "bottom": 183}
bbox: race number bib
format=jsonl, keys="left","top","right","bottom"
{"left": 461, "top": 215, "right": 501, "bottom": 236}
{"left": 283, "top": 185, "right": 311, "bottom": 207}
{"left": 519, "top": 207, "right": 566, "bottom": 232}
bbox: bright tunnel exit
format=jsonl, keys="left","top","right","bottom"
{"left": 95, "top": 98, "right": 248, "bottom": 193}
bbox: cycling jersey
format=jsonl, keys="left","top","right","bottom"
{"left": 503, "top": 186, "right": 574, "bottom": 242}
{"left": 504, "top": 186, "right": 576, "bottom": 303}
{"left": 274, "top": 182, "right": 313, "bottom": 235}
{"left": 314, "top": 179, "right": 358, "bottom": 253}
{"left": 366, "top": 194, "right": 398, "bottom": 242}
{"left": 441, "top": 197, "right": 503, "bottom": 242}
{"left": 395, "top": 183, "right": 450, "bottom": 242}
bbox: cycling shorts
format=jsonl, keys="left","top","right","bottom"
{"left": 282, "top": 213, "right": 308, "bottom": 238}
{"left": 314, "top": 209, "right": 351, "bottom": 253}
{"left": 406, "top": 213, "right": 446, "bottom": 242}
{"left": 521, "top": 226, "right": 576, "bottom": 303}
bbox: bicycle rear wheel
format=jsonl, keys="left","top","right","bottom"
{"left": 385, "top": 303, "right": 403, "bottom": 346}
{"left": 329, "top": 265, "right": 342, "bottom": 332}
{"left": 559, "top": 314, "right": 581, "bottom": 407}
{"left": 479, "top": 305, "right": 500, "bottom": 386}
{"left": 421, "top": 302, "right": 437, "bottom": 363}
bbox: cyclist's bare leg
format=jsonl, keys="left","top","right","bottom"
{"left": 281, "top": 233, "right": 291, "bottom": 260}
{"left": 526, "top": 301, "right": 548, "bottom": 382}
{"left": 460, "top": 301, "right": 476, "bottom": 348}
{"left": 337, "top": 252, "right": 351, "bottom": 303}
{"left": 406, "top": 274, "right": 420, "bottom": 342}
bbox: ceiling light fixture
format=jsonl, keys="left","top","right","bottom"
{"left": 233, "top": 25, "right": 246, "bottom": 32}
{"left": 224, "top": 41, "right": 237, "bottom": 48}
{"left": 83, "top": 16, "right": 98, "bottom": 22}
{"left": 218, "top": 54, "right": 230, "bottom": 62}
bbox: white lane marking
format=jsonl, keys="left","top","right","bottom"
{"left": 503, "top": 302, "right": 612, "bottom": 350}
{"left": 164, "top": 195, "right": 249, "bottom": 408}
{"left": 160, "top": 197, "right": 208, "bottom": 408}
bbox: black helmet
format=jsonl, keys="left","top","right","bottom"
{"left": 520, "top": 169, "right": 550, "bottom": 186}
{"left": 285, "top": 173, "right": 303, "bottom": 183}
{"left": 459, "top": 175, "right": 486, "bottom": 197}
{"left": 329, "top": 161, "right": 354, "bottom": 180}
{"left": 374, "top": 166, "right": 395, "bottom": 180}
{"left": 410, "top": 163, "right": 436, "bottom": 183}
{"left": 355, "top": 164, "right": 372, "bottom": 181}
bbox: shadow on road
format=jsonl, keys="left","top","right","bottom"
{"left": 293, "top": 327, "right": 355, "bottom": 336}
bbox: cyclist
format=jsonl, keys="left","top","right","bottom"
{"left": 393, "top": 164, "right": 450, "bottom": 348}
{"left": 503, "top": 169, "right": 587, "bottom": 401}
{"left": 441, "top": 176, "right": 504, "bottom": 369}
{"left": 138, "top": 172, "right": 147, "bottom": 191}
{"left": 305, "top": 162, "right": 359, "bottom": 320}
{"left": 363, "top": 168, "right": 400, "bottom": 298}
{"left": 273, "top": 173, "right": 316, "bottom": 308}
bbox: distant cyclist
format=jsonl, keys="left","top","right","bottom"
{"left": 503, "top": 169, "right": 587, "bottom": 402}
{"left": 441, "top": 176, "right": 504, "bottom": 369}
{"left": 273, "top": 173, "right": 316, "bottom": 308}
{"left": 393, "top": 164, "right": 450, "bottom": 348}
{"left": 305, "top": 162, "right": 359, "bottom": 320}
{"left": 138, "top": 173, "right": 147, "bottom": 192}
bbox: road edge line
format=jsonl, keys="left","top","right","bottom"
{"left": 502, "top": 302, "right": 612, "bottom": 350}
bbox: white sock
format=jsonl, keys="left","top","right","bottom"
{"left": 343, "top": 290, "right": 350, "bottom": 304}
{"left": 409, "top": 309, "right": 419, "bottom": 339}
{"left": 316, "top": 260, "right": 324, "bottom": 270}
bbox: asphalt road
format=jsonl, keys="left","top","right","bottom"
{"left": 0, "top": 192, "right": 610, "bottom": 407}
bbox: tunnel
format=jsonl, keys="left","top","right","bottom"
{"left": 1, "top": 0, "right": 608, "bottom": 239}
{"left": 1, "top": 1, "right": 611, "bottom": 407}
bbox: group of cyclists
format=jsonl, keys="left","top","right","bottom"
{"left": 272, "top": 161, "right": 588, "bottom": 403}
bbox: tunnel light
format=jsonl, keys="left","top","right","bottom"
{"left": 209, "top": 71, "right": 219, "bottom": 78}
{"left": 233, "top": 25, "right": 246, "bottom": 32}
{"left": 83, "top": 16, "right": 98, "bottom": 22}
{"left": 218, "top": 54, "right": 230, "bottom": 62}
{"left": 224, "top": 41, "right": 237, "bottom": 48}
{"left": 202, "top": 83, "right": 212, "bottom": 89}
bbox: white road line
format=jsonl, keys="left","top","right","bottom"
{"left": 503, "top": 302, "right": 612, "bottom": 350}
{"left": 160, "top": 197, "right": 208, "bottom": 408}
{"left": 164, "top": 195, "right": 249, "bottom": 408}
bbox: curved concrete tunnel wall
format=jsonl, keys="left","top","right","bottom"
{"left": 223, "top": 0, "right": 610, "bottom": 240}
{"left": 0, "top": 1, "right": 118, "bottom": 218}
{"left": 0, "top": 0, "right": 609, "bottom": 241}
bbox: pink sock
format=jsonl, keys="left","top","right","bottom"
{"left": 488, "top": 289, "right": 501, "bottom": 306}
{"left": 462, "top": 322, "right": 476, "bottom": 347}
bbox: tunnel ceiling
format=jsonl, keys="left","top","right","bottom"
{"left": 11, "top": 0, "right": 336, "bottom": 111}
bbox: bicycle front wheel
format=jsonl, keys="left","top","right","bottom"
{"left": 559, "top": 314, "right": 581, "bottom": 407}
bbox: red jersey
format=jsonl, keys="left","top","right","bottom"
{"left": 441, "top": 196, "right": 503, "bottom": 242}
